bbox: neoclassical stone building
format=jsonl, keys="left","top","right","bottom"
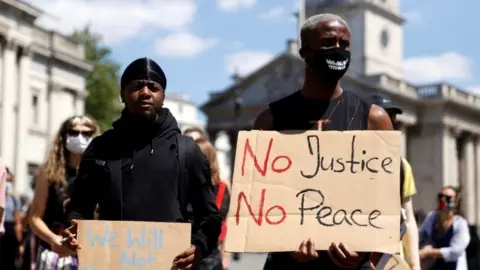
{"left": 0, "top": 0, "right": 91, "bottom": 196}
{"left": 201, "top": 0, "right": 480, "bottom": 226}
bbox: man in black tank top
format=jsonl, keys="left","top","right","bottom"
{"left": 254, "top": 13, "right": 393, "bottom": 270}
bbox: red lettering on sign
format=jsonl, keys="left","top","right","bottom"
{"left": 271, "top": 155, "right": 292, "bottom": 173}
{"left": 235, "top": 189, "right": 287, "bottom": 226}
{"left": 241, "top": 138, "right": 292, "bottom": 176}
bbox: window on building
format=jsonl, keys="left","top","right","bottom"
{"left": 31, "top": 92, "right": 39, "bottom": 124}
{"left": 380, "top": 29, "right": 389, "bottom": 49}
{"left": 27, "top": 163, "right": 39, "bottom": 190}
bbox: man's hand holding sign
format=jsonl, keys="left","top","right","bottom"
{"left": 224, "top": 131, "right": 401, "bottom": 267}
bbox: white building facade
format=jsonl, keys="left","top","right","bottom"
{"left": 164, "top": 94, "right": 233, "bottom": 181}
{"left": 164, "top": 93, "right": 205, "bottom": 132}
{"left": 0, "top": 0, "right": 91, "bottom": 196}
{"left": 202, "top": 0, "right": 480, "bottom": 226}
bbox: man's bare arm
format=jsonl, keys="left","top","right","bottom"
{"left": 253, "top": 109, "right": 274, "bottom": 130}
{"left": 403, "top": 197, "right": 421, "bottom": 270}
{"left": 368, "top": 104, "right": 393, "bottom": 131}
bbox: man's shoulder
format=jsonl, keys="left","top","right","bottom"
{"left": 269, "top": 90, "right": 300, "bottom": 108}
{"left": 84, "top": 129, "right": 119, "bottom": 158}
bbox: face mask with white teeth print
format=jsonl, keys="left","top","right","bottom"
{"left": 307, "top": 47, "right": 351, "bottom": 81}
{"left": 326, "top": 59, "right": 349, "bottom": 70}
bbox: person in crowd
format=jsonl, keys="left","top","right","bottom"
{"left": 370, "top": 94, "right": 421, "bottom": 269}
{"left": 0, "top": 159, "right": 5, "bottom": 227}
{"left": 465, "top": 224, "right": 480, "bottom": 270}
{"left": 184, "top": 127, "right": 208, "bottom": 141}
{"left": 62, "top": 57, "right": 222, "bottom": 270}
{"left": 29, "top": 115, "right": 99, "bottom": 270}
{"left": 19, "top": 195, "right": 34, "bottom": 270}
{"left": 193, "top": 138, "right": 231, "bottom": 270}
{"left": 419, "top": 186, "right": 470, "bottom": 270}
{"left": 256, "top": 13, "right": 393, "bottom": 269}
{"left": 0, "top": 159, "right": 7, "bottom": 267}
{"left": 0, "top": 168, "right": 23, "bottom": 269}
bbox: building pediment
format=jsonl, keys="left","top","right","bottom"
{"left": 201, "top": 52, "right": 305, "bottom": 114}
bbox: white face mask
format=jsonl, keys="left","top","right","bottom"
{"left": 66, "top": 134, "right": 92, "bottom": 154}
{"left": 5, "top": 182, "right": 13, "bottom": 194}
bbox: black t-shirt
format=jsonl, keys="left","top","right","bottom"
{"left": 40, "top": 166, "right": 77, "bottom": 248}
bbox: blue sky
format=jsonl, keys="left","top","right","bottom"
{"left": 31, "top": 0, "right": 480, "bottom": 105}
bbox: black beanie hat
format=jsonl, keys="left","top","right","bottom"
{"left": 120, "top": 57, "right": 167, "bottom": 96}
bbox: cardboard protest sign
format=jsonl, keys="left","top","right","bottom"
{"left": 77, "top": 220, "right": 191, "bottom": 270}
{"left": 225, "top": 131, "right": 401, "bottom": 254}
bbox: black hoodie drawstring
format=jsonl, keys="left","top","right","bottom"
{"left": 130, "top": 148, "right": 136, "bottom": 170}
{"left": 130, "top": 141, "right": 154, "bottom": 170}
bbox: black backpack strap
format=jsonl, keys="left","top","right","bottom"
{"left": 107, "top": 159, "right": 123, "bottom": 220}
{"left": 176, "top": 134, "right": 196, "bottom": 221}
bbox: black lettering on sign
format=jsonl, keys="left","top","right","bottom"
{"left": 295, "top": 189, "right": 383, "bottom": 229}
{"left": 300, "top": 135, "right": 395, "bottom": 177}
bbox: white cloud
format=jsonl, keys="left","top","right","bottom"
{"left": 404, "top": 52, "right": 472, "bottom": 84}
{"left": 217, "top": 0, "right": 256, "bottom": 11}
{"left": 260, "top": 7, "right": 285, "bottom": 20}
{"left": 155, "top": 32, "right": 218, "bottom": 58}
{"left": 226, "top": 50, "right": 274, "bottom": 76}
{"left": 26, "top": 0, "right": 196, "bottom": 44}
{"left": 403, "top": 10, "right": 422, "bottom": 23}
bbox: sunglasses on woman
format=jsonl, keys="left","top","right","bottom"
{"left": 437, "top": 193, "right": 454, "bottom": 202}
{"left": 67, "top": 129, "right": 94, "bottom": 138}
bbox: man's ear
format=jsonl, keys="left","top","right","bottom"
{"left": 299, "top": 47, "right": 305, "bottom": 59}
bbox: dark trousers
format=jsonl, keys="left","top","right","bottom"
{"left": 0, "top": 222, "right": 19, "bottom": 270}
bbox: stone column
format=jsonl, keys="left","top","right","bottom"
{"left": 75, "top": 91, "right": 86, "bottom": 115}
{"left": 214, "top": 131, "right": 232, "bottom": 181}
{"left": 475, "top": 137, "right": 480, "bottom": 227}
{"left": 444, "top": 127, "right": 459, "bottom": 187}
{"left": 0, "top": 40, "right": 17, "bottom": 168}
{"left": 46, "top": 81, "right": 61, "bottom": 142}
{"left": 462, "top": 134, "right": 476, "bottom": 224}
{"left": 14, "top": 47, "right": 31, "bottom": 194}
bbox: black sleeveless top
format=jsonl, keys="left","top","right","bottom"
{"left": 269, "top": 90, "right": 370, "bottom": 131}
{"left": 40, "top": 167, "right": 77, "bottom": 248}
{"left": 264, "top": 90, "right": 372, "bottom": 270}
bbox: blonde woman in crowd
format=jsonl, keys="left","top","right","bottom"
{"left": 194, "top": 138, "right": 231, "bottom": 270}
{"left": 29, "top": 115, "right": 99, "bottom": 270}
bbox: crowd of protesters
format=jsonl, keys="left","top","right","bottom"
{"left": 0, "top": 12, "right": 480, "bottom": 270}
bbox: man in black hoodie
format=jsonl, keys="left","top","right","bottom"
{"left": 63, "top": 57, "right": 222, "bottom": 269}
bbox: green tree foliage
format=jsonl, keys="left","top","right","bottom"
{"left": 71, "top": 26, "right": 122, "bottom": 132}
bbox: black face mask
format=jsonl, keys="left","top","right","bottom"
{"left": 306, "top": 47, "right": 351, "bottom": 82}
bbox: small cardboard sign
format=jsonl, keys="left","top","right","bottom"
{"left": 77, "top": 220, "right": 191, "bottom": 270}
{"left": 225, "top": 130, "right": 401, "bottom": 254}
